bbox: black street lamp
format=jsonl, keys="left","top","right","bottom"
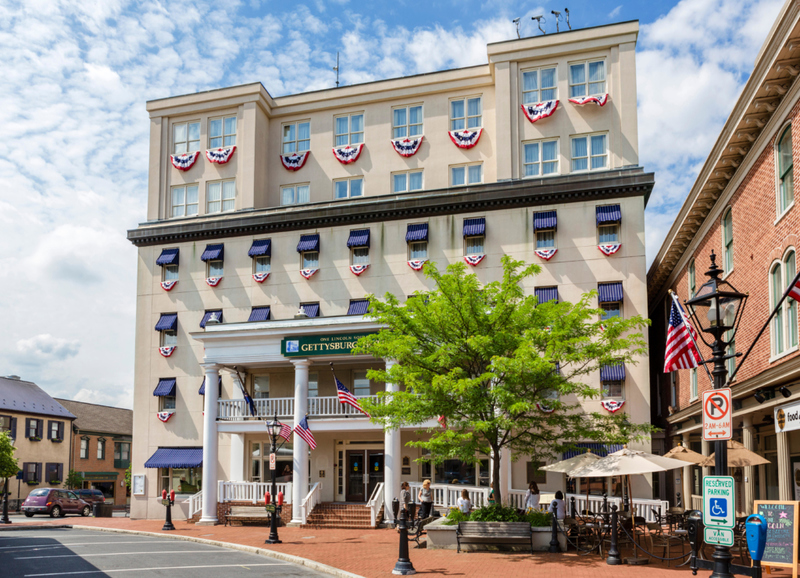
{"left": 685, "top": 251, "right": 748, "bottom": 578}
{"left": 265, "top": 414, "right": 282, "bottom": 545}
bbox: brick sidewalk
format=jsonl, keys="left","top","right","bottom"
{"left": 1, "top": 516, "right": 790, "bottom": 578}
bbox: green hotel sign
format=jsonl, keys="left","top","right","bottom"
{"left": 281, "top": 332, "right": 374, "bottom": 357}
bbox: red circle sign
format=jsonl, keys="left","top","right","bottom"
{"left": 704, "top": 393, "right": 728, "bottom": 420}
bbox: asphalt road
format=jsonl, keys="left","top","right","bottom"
{"left": 0, "top": 527, "right": 328, "bottom": 577}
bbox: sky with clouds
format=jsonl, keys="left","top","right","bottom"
{"left": 0, "top": 0, "right": 786, "bottom": 408}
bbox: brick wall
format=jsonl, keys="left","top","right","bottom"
{"left": 71, "top": 432, "right": 129, "bottom": 505}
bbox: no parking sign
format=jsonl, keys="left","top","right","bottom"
{"left": 703, "top": 388, "right": 732, "bottom": 441}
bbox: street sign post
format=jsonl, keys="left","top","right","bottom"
{"left": 704, "top": 527, "right": 735, "bottom": 547}
{"left": 703, "top": 387, "right": 732, "bottom": 441}
{"left": 269, "top": 453, "right": 276, "bottom": 471}
{"left": 703, "top": 476, "right": 735, "bottom": 529}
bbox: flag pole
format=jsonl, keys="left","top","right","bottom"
{"left": 669, "top": 290, "right": 714, "bottom": 385}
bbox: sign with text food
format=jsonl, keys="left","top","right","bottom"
{"left": 702, "top": 388, "right": 732, "bottom": 441}
{"left": 754, "top": 501, "right": 799, "bottom": 572}
{"left": 281, "top": 332, "right": 374, "bottom": 357}
{"left": 703, "top": 476, "right": 735, "bottom": 529}
{"left": 775, "top": 399, "right": 800, "bottom": 434}
{"left": 704, "top": 527, "right": 734, "bottom": 547}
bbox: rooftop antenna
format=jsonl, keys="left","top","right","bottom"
{"left": 333, "top": 52, "right": 340, "bottom": 88}
{"left": 532, "top": 15, "right": 546, "bottom": 35}
{"left": 551, "top": 10, "right": 562, "bottom": 32}
{"left": 512, "top": 17, "right": 521, "bottom": 39}
{"left": 564, "top": 8, "right": 572, "bottom": 30}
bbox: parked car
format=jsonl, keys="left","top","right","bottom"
{"left": 75, "top": 488, "right": 105, "bottom": 505}
{"left": 21, "top": 488, "right": 92, "bottom": 518}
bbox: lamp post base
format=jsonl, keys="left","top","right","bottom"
{"left": 265, "top": 539, "right": 282, "bottom": 544}
{"left": 392, "top": 561, "right": 416, "bottom": 575}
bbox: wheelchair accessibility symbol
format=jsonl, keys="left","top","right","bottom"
{"left": 710, "top": 499, "right": 727, "bottom": 518}
{"left": 703, "top": 476, "right": 734, "bottom": 528}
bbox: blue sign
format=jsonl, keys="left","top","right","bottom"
{"left": 710, "top": 498, "right": 728, "bottom": 518}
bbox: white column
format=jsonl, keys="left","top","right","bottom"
{"left": 198, "top": 363, "right": 220, "bottom": 525}
{"left": 291, "top": 359, "right": 311, "bottom": 524}
{"left": 742, "top": 416, "right": 755, "bottom": 514}
{"left": 777, "top": 431, "right": 792, "bottom": 501}
{"left": 681, "top": 433, "right": 693, "bottom": 509}
{"left": 230, "top": 433, "right": 245, "bottom": 483}
{"left": 383, "top": 360, "right": 401, "bottom": 520}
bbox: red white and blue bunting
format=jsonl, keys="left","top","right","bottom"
{"left": 601, "top": 399, "right": 625, "bottom": 413}
{"left": 391, "top": 136, "right": 423, "bottom": 157}
{"left": 206, "top": 146, "right": 236, "bottom": 165}
{"left": 464, "top": 254, "right": 485, "bottom": 267}
{"left": 521, "top": 100, "right": 559, "bottom": 124}
{"left": 407, "top": 260, "right": 427, "bottom": 271}
{"left": 332, "top": 144, "right": 364, "bottom": 164}
{"left": 206, "top": 276, "right": 223, "bottom": 287}
{"left": 535, "top": 248, "right": 557, "bottom": 261}
{"left": 280, "top": 151, "right": 310, "bottom": 171}
{"left": 598, "top": 243, "right": 621, "bottom": 256}
{"left": 159, "top": 346, "right": 175, "bottom": 358}
{"left": 160, "top": 280, "right": 178, "bottom": 292}
{"left": 569, "top": 94, "right": 609, "bottom": 107}
{"left": 300, "top": 268, "right": 318, "bottom": 280}
{"left": 350, "top": 264, "right": 369, "bottom": 276}
{"left": 448, "top": 129, "right": 482, "bottom": 149}
{"left": 252, "top": 272, "right": 270, "bottom": 283}
{"left": 157, "top": 411, "right": 175, "bottom": 423}
{"left": 536, "top": 402, "right": 556, "bottom": 414}
{"left": 170, "top": 151, "right": 200, "bottom": 171}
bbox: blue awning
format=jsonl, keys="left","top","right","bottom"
{"left": 156, "top": 248, "right": 179, "bottom": 266}
{"left": 144, "top": 447, "right": 203, "bottom": 469}
{"left": 562, "top": 443, "right": 624, "bottom": 460}
{"left": 347, "top": 299, "right": 370, "bottom": 315}
{"left": 201, "top": 244, "right": 224, "bottom": 262}
{"left": 248, "top": 306, "right": 271, "bottom": 322}
{"left": 598, "top": 282, "right": 623, "bottom": 303}
{"left": 347, "top": 229, "right": 370, "bottom": 248}
{"left": 600, "top": 363, "right": 626, "bottom": 381}
{"left": 200, "top": 310, "right": 222, "bottom": 328}
{"left": 301, "top": 303, "right": 320, "bottom": 318}
{"left": 596, "top": 205, "right": 621, "bottom": 225}
{"left": 155, "top": 313, "right": 177, "bottom": 332}
{"left": 297, "top": 234, "right": 320, "bottom": 253}
{"left": 463, "top": 217, "right": 485, "bottom": 237}
{"left": 535, "top": 287, "right": 559, "bottom": 304}
{"left": 406, "top": 223, "right": 428, "bottom": 243}
{"left": 534, "top": 211, "right": 557, "bottom": 231}
{"left": 248, "top": 239, "right": 271, "bottom": 257}
{"left": 153, "top": 378, "right": 176, "bottom": 397}
{"left": 199, "top": 375, "right": 221, "bottom": 396}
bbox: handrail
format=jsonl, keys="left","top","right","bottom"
{"left": 186, "top": 490, "right": 203, "bottom": 518}
{"left": 217, "top": 395, "right": 380, "bottom": 420}
{"left": 219, "top": 481, "right": 293, "bottom": 504}
{"left": 300, "top": 482, "right": 322, "bottom": 525}
{"left": 366, "top": 482, "right": 384, "bottom": 527}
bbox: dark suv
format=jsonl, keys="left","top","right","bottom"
{"left": 21, "top": 488, "right": 92, "bottom": 518}
{"left": 75, "top": 489, "right": 105, "bottom": 505}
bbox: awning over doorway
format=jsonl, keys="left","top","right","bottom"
{"left": 144, "top": 447, "right": 203, "bottom": 469}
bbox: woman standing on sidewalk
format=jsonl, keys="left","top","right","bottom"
{"left": 418, "top": 479, "right": 433, "bottom": 519}
{"left": 524, "top": 481, "right": 540, "bottom": 511}
{"left": 399, "top": 482, "right": 411, "bottom": 512}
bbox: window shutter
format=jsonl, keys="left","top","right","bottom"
{"left": 37, "top": 420, "right": 43, "bottom": 439}
{"left": 47, "top": 421, "right": 53, "bottom": 440}
{"left": 10, "top": 418, "right": 16, "bottom": 439}
{"left": 22, "top": 462, "right": 29, "bottom": 482}
{"left": 58, "top": 422, "right": 64, "bottom": 440}
{"left": 36, "top": 463, "right": 41, "bottom": 482}
{"left": 58, "top": 463, "right": 63, "bottom": 481}
{"left": 25, "top": 418, "right": 31, "bottom": 439}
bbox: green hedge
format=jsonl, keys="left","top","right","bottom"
{"left": 442, "top": 504, "right": 552, "bottom": 527}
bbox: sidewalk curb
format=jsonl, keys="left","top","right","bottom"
{"left": 68, "top": 524, "right": 365, "bottom": 578}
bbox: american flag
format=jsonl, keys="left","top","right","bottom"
{"left": 335, "top": 375, "right": 370, "bottom": 416}
{"left": 664, "top": 296, "right": 702, "bottom": 372}
{"left": 294, "top": 416, "right": 317, "bottom": 450}
{"left": 278, "top": 422, "right": 292, "bottom": 441}
{"left": 787, "top": 271, "right": 800, "bottom": 301}
{"left": 438, "top": 415, "right": 447, "bottom": 429}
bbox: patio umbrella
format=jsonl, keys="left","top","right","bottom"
{"left": 540, "top": 451, "right": 603, "bottom": 514}
{"left": 697, "top": 440, "right": 771, "bottom": 468}
{"left": 663, "top": 444, "right": 706, "bottom": 465}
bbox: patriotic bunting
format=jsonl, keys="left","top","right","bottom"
{"left": 294, "top": 416, "right": 316, "bottom": 449}
{"left": 159, "top": 346, "right": 175, "bottom": 358}
{"left": 205, "top": 146, "right": 236, "bottom": 164}
{"left": 206, "top": 276, "right": 223, "bottom": 287}
{"left": 521, "top": 100, "right": 559, "bottom": 123}
{"left": 156, "top": 411, "right": 175, "bottom": 423}
{"left": 464, "top": 254, "right": 485, "bottom": 267}
{"left": 598, "top": 243, "right": 621, "bottom": 256}
{"left": 536, "top": 402, "right": 556, "bottom": 414}
{"left": 252, "top": 272, "right": 270, "bottom": 283}
{"left": 170, "top": 151, "right": 200, "bottom": 171}
{"left": 407, "top": 260, "right": 427, "bottom": 271}
{"left": 332, "top": 143, "right": 364, "bottom": 164}
{"left": 350, "top": 264, "right": 369, "bottom": 276}
{"left": 535, "top": 248, "right": 557, "bottom": 261}
{"left": 300, "top": 268, "right": 318, "bottom": 280}
{"left": 600, "top": 399, "right": 625, "bottom": 413}
{"left": 448, "top": 128, "right": 482, "bottom": 149}
{"left": 391, "top": 136, "right": 423, "bottom": 157}
{"left": 438, "top": 415, "right": 447, "bottom": 429}
{"left": 569, "top": 94, "right": 609, "bottom": 107}
{"left": 160, "top": 280, "right": 178, "bottom": 292}
{"left": 280, "top": 151, "right": 310, "bottom": 171}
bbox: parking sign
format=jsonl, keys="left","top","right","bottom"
{"left": 703, "top": 476, "right": 735, "bottom": 529}
{"left": 703, "top": 388, "right": 732, "bottom": 441}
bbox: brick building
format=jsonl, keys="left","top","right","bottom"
{"left": 648, "top": 0, "right": 800, "bottom": 513}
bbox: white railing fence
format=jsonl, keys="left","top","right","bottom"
{"left": 186, "top": 491, "right": 203, "bottom": 518}
{"left": 217, "top": 396, "right": 380, "bottom": 421}
{"left": 407, "top": 482, "right": 491, "bottom": 511}
{"left": 219, "top": 481, "right": 293, "bottom": 504}
{"left": 301, "top": 482, "right": 322, "bottom": 525}
{"left": 366, "top": 482, "right": 384, "bottom": 527}
{"left": 691, "top": 494, "right": 703, "bottom": 511}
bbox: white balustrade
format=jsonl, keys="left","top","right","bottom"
{"left": 407, "top": 482, "right": 490, "bottom": 511}
{"left": 186, "top": 490, "right": 203, "bottom": 518}
{"left": 301, "top": 482, "right": 322, "bottom": 525}
{"left": 366, "top": 482, "right": 384, "bottom": 527}
{"left": 219, "top": 481, "right": 293, "bottom": 504}
{"left": 217, "top": 395, "right": 379, "bottom": 421}
{"left": 691, "top": 494, "right": 703, "bottom": 511}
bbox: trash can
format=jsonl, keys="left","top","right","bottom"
{"left": 93, "top": 503, "right": 113, "bottom": 517}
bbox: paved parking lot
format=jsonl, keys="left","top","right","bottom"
{"left": 0, "top": 528, "right": 328, "bottom": 577}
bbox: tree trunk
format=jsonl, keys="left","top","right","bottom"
{"left": 492, "top": 446, "right": 502, "bottom": 505}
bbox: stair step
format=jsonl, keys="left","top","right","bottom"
{"left": 302, "top": 502, "right": 383, "bottom": 529}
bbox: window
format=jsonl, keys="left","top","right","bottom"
{"left": 465, "top": 236, "right": 484, "bottom": 256}
{"left": 159, "top": 466, "right": 201, "bottom": 495}
{"left": 450, "top": 97, "right": 482, "bottom": 130}
{"left": 392, "top": 170, "right": 423, "bottom": 193}
{"left": 599, "top": 223, "right": 619, "bottom": 244}
{"left": 209, "top": 116, "right": 236, "bottom": 149}
{"left": 281, "top": 184, "right": 310, "bottom": 206}
{"left": 163, "top": 263, "right": 179, "bottom": 282}
{"left": 571, "top": 133, "right": 607, "bottom": 172}
{"left": 777, "top": 125, "right": 794, "bottom": 214}
{"left": 115, "top": 442, "right": 130, "bottom": 463}
{"left": 254, "top": 255, "right": 270, "bottom": 275}
{"left": 207, "top": 259, "right": 223, "bottom": 279}
{"left": 173, "top": 121, "right": 200, "bottom": 154}
{"left": 97, "top": 438, "right": 106, "bottom": 460}
{"left": 161, "top": 328, "right": 177, "bottom": 347}
{"left": 283, "top": 121, "right": 310, "bottom": 154}
{"left": 26, "top": 462, "right": 39, "bottom": 482}
{"left": 27, "top": 419, "right": 41, "bottom": 440}
{"left": 522, "top": 67, "right": 557, "bottom": 104}
{"left": 353, "top": 371, "right": 370, "bottom": 396}
{"left": 334, "top": 177, "right": 363, "bottom": 199}
{"left": 569, "top": 60, "right": 606, "bottom": 97}
{"left": 352, "top": 246, "right": 369, "bottom": 266}
{"left": 171, "top": 185, "right": 199, "bottom": 218}
{"left": 49, "top": 421, "right": 62, "bottom": 441}
{"left": 523, "top": 140, "right": 558, "bottom": 177}
{"left": 689, "top": 259, "right": 696, "bottom": 298}
{"left": 254, "top": 376, "right": 269, "bottom": 399}
{"left": 207, "top": 180, "right": 235, "bottom": 214}
{"left": 80, "top": 438, "right": 89, "bottom": 459}
{"left": 601, "top": 302, "right": 621, "bottom": 320}
{"left": 308, "top": 373, "right": 319, "bottom": 397}
{"left": 409, "top": 241, "right": 427, "bottom": 261}
{"left": 451, "top": 163, "right": 482, "bottom": 186}
{"left": 0, "top": 416, "right": 11, "bottom": 437}
{"left": 722, "top": 208, "right": 734, "bottom": 274}
{"left": 159, "top": 394, "right": 176, "bottom": 411}
{"left": 602, "top": 381, "right": 624, "bottom": 399}
{"left": 771, "top": 250, "right": 799, "bottom": 357}
{"left": 464, "top": 217, "right": 485, "bottom": 257}
{"left": 392, "top": 105, "right": 423, "bottom": 139}
{"left": 334, "top": 113, "right": 364, "bottom": 146}
{"left": 534, "top": 211, "right": 557, "bottom": 250}
{"left": 301, "top": 251, "right": 319, "bottom": 270}
{"left": 690, "top": 369, "right": 698, "bottom": 400}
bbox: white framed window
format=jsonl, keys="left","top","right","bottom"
{"left": 308, "top": 372, "right": 319, "bottom": 397}
{"left": 253, "top": 376, "right": 270, "bottom": 399}
{"left": 722, "top": 208, "right": 734, "bottom": 275}
{"left": 301, "top": 251, "right": 319, "bottom": 269}
{"left": 601, "top": 380, "right": 623, "bottom": 399}
{"left": 522, "top": 66, "right": 557, "bottom": 104}
{"left": 209, "top": 116, "right": 236, "bottom": 149}
{"left": 392, "top": 170, "right": 423, "bottom": 193}
{"left": 523, "top": 139, "right": 559, "bottom": 177}
{"left": 254, "top": 254, "right": 270, "bottom": 275}
{"left": 207, "top": 180, "right": 235, "bottom": 214}
{"left": 163, "top": 264, "right": 179, "bottom": 282}
{"left": 771, "top": 249, "right": 799, "bottom": 357}
{"left": 171, "top": 185, "right": 199, "bottom": 218}
{"left": 334, "top": 113, "right": 364, "bottom": 146}
{"left": 601, "top": 302, "right": 621, "bottom": 321}
{"left": 409, "top": 241, "right": 428, "bottom": 261}
{"left": 160, "top": 328, "right": 177, "bottom": 347}
{"left": 690, "top": 369, "right": 698, "bottom": 400}
{"left": 97, "top": 438, "right": 106, "bottom": 460}
{"left": 207, "top": 259, "right": 223, "bottom": 279}
{"left": 173, "top": 121, "right": 200, "bottom": 154}
{"left": 598, "top": 223, "right": 619, "bottom": 244}
{"left": 281, "top": 183, "right": 310, "bottom": 206}
{"left": 80, "top": 438, "right": 89, "bottom": 459}
{"left": 451, "top": 163, "right": 483, "bottom": 186}
{"left": 283, "top": 121, "right": 311, "bottom": 154}
{"left": 776, "top": 124, "right": 794, "bottom": 215}
{"left": 392, "top": 105, "right": 423, "bottom": 139}
{"left": 536, "top": 229, "right": 555, "bottom": 250}
{"left": 569, "top": 60, "right": 606, "bottom": 98}
{"left": 334, "top": 177, "right": 363, "bottom": 199}
{"left": 689, "top": 259, "right": 696, "bottom": 298}
{"left": 353, "top": 371, "right": 370, "bottom": 396}
{"left": 50, "top": 421, "right": 60, "bottom": 440}
{"left": 571, "top": 133, "right": 607, "bottom": 172}
{"left": 352, "top": 246, "right": 369, "bottom": 266}
{"left": 450, "top": 96, "right": 482, "bottom": 130}
{"left": 465, "top": 235, "right": 484, "bottom": 256}
{"left": 159, "top": 395, "right": 176, "bottom": 411}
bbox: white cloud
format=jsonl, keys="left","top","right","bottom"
{"left": 609, "top": 5, "right": 623, "bottom": 18}
{"left": 16, "top": 334, "right": 80, "bottom": 363}
{"left": 73, "top": 387, "right": 134, "bottom": 410}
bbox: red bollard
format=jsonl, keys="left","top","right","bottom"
{"left": 162, "top": 489, "right": 167, "bottom": 500}
{"left": 277, "top": 492, "right": 284, "bottom": 506}
{"left": 265, "top": 491, "right": 271, "bottom": 504}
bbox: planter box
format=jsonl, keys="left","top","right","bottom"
{"left": 425, "top": 518, "right": 567, "bottom": 551}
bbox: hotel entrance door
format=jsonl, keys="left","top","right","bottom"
{"left": 346, "top": 449, "right": 384, "bottom": 502}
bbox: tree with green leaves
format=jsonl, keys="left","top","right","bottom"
{"left": 65, "top": 469, "right": 84, "bottom": 490}
{"left": 356, "top": 256, "right": 654, "bottom": 505}
{"left": 0, "top": 432, "right": 19, "bottom": 495}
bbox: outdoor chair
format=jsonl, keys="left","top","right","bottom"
{"left": 645, "top": 522, "right": 685, "bottom": 566}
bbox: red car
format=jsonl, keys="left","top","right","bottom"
{"left": 21, "top": 488, "right": 92, "bottom": 518}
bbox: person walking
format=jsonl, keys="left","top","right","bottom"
{"left": 524, "top": 481, "right": 540, "bottom": 511}
{"left": 457, "top": 489, "right": 472, "bottom": 514}
{"left": 418, "top": 479, "right": 433, "bottom": 519}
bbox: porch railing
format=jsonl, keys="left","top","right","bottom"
{"left": 219, "top": 480, "right": 293, "bottom": 504}
{"left": 407, "top": 482, "right": 491, "bottom": 510}
{"left": 691, "top": 494, "right": 703, "bottom": 511}
{"left": 186, "top": 490, "right": 202, "bottom": 518}
{"left": 301, "top": 482, "right": 322, "bottom": 525}
{"left": 217, "top": 395, "right": 380, "bottom": 421}
{"left": 367, "top": 482, "right": 384, "bottom": 527}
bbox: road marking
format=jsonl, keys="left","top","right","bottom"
{"left": 16, "top": 549, "right": 237, "bottom": 560}
{"left": 25, "top": 563, "right": 291, "bottom": 576}
{"left": 1, "top": 540, "right": 168, "bottom": 550}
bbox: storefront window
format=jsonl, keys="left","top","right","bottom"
{"left": 252, "top": 442, "right": 261, "bottom": 482}
{"left": 159, "top": 467, "right": 202, "bottom": 495}
{"left": 250, "top": 441, "right": 294, "bottom": 483}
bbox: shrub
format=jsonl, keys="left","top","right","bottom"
{"left": 469, "top": 504, "right": 521, "bottom": 523}
{"left": 442, "top": 507, "right": 470, "bottom": 525}
{"left": 441, "top": 504, "right": 552, "bottom": 527}
{"left": 524, "top": 508, "right": 552, "bottom": 527}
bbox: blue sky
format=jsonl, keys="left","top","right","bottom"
{"left": 0, "top": 0, "right": 786, "bottom": 407}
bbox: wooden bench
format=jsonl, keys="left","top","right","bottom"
{"left": 408, "top": 516, "right": 436, "bottom": 548}
{"left": 456, "top": 521, "right": 534, "bottom": 554}
{"left": 224, "top": 505, "right": 273, "bottom": 526}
